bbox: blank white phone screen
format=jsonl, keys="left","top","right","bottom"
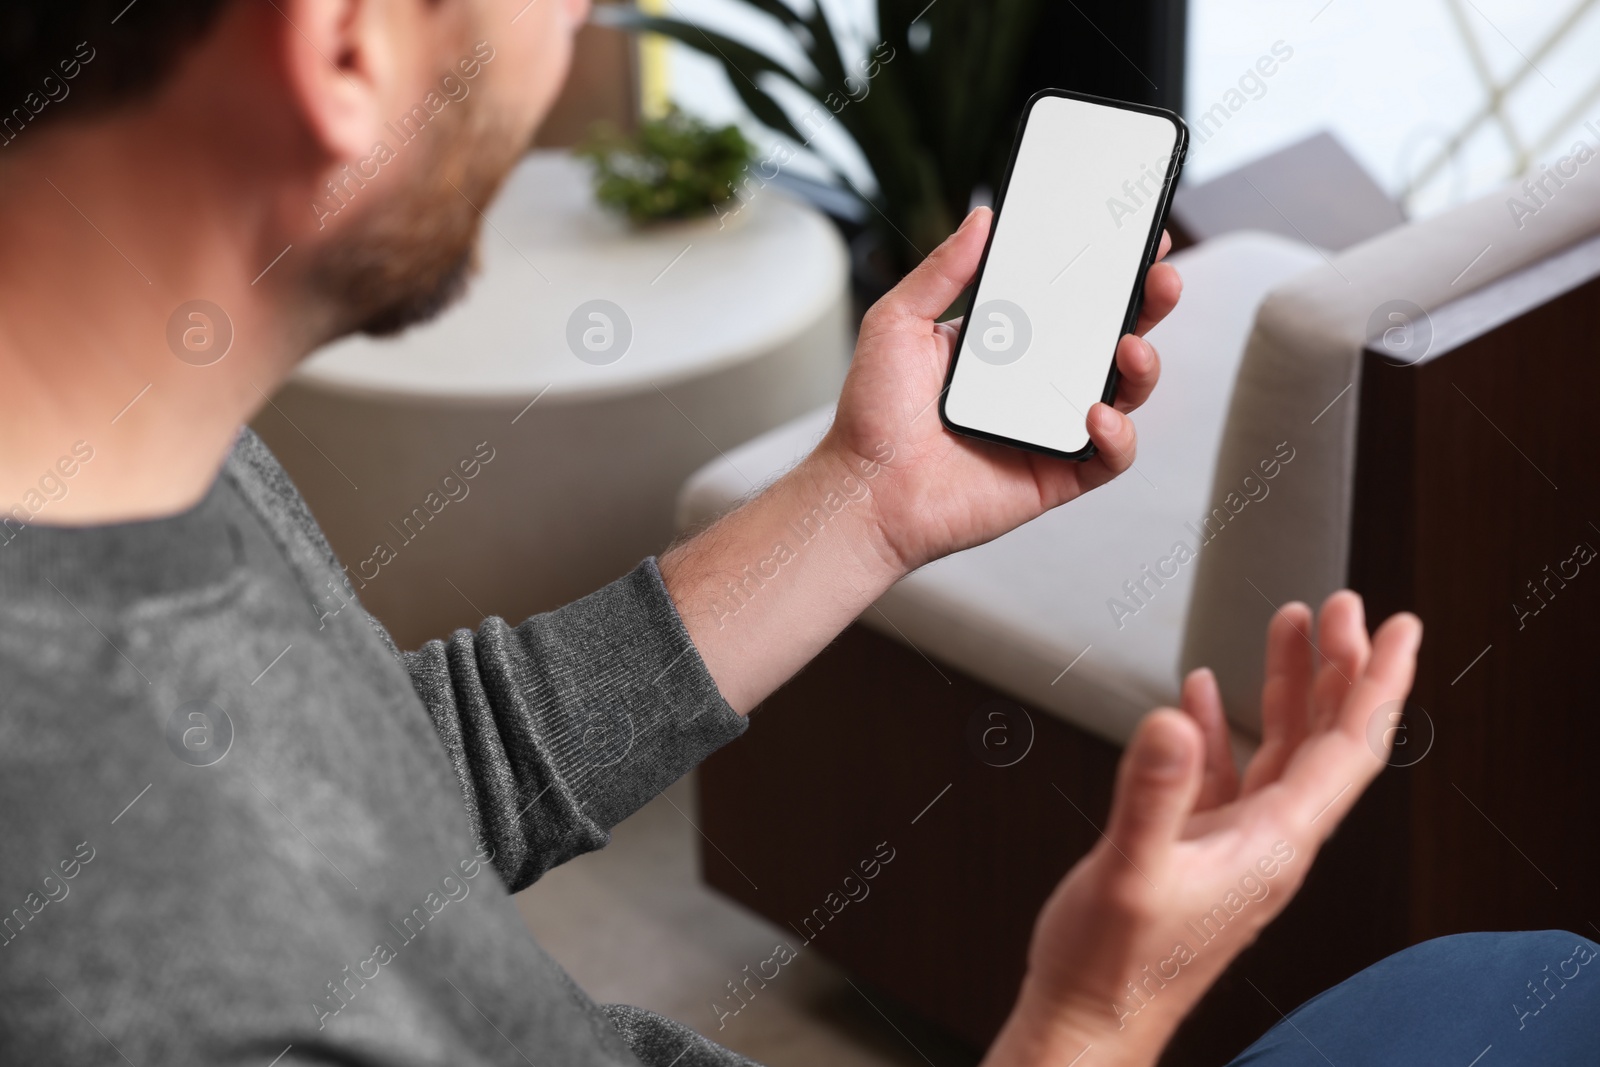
{"left": 944, "top": 95, "right": 1180, "bottom": 456}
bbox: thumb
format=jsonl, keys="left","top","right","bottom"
{"left": 1104, "top": 709, "right": 1202, "bottom": 874}
{"left": 875, "top": 207, "right": 991, "bottom": 323}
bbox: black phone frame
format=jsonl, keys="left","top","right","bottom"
{"left": 937, "top": 87, "right": 1190, "bottom": 462}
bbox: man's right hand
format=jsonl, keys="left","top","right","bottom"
{"left": 982, "top": 592, "right": 1423, "bottom": 1067}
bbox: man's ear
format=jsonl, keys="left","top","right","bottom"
{"left": 274, "top": 0, "right": 395, "bottom": 162}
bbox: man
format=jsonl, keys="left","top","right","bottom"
{"left": 1, "top": 3, "right": 1589, "bottom": 1066}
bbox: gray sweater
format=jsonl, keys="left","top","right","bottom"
{"left": 0, "top": 430, "right": 754, "bottom": 1066}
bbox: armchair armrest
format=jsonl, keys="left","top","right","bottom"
{"left": 1182, "top": 160, "right": 1600, "bottom": 735}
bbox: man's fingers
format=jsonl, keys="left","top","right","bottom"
{"left": 872, "top": 207, "right": 991, "bottom": 325}
{"left": 1310, "top": 591, "right": 1370, "bottom": 732}
{"left": 1070, "top": 404, "right": 1139, "bottom": 496}
{"left": 1113, "top": 335, "right": 1160, "bottom": 413}
{"left": 1134, "top": 260, "right": 1182, "bottom": 336}
{"left": 1284, "top": 610, "right": 1422, "bottom": 828}
{"left": 1105, "top": 709, "right": 1202, "bottom": 874}
{"left": 1340, "top": 611, "right": 1423, "bottom": 744}
{"left": 1086, "top": 403, "right": 1136, "bottom": 469}
{"left": 1241, "top": 602, "right": 1314, "bottom": 794}
{"left": 1181, "top": 667, "right": 1238, "bottom": 810}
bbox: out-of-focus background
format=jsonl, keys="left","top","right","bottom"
{"left": 255, "top": 2, "right": 1600, "bottom": 1063}
{"left": 666, "top": 0, "right": 1600, "bottom": 218}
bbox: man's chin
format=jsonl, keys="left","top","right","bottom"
{"left": 353, "top": 248, "right": 479, "bottom": 339}
{"left": 309, "top": 103, "right": 522, "bottom": 345}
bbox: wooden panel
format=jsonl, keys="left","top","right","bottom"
{"left": 1354, "top": 269, "right": 1600, "bottom": 942}
{"left": 700, "top": 626, "right": 1407, "bottom": 1064}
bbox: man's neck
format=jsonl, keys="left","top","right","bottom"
{"left": 0, "top": 119, "right": 319, "bottom": 527}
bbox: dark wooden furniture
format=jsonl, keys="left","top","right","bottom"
{"left": 696, "top": 234, "right": 1600, "bottom": 1064}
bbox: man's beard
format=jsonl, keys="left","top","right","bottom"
{"left": 309, "top": 97, "right": 524, "bottom": 339}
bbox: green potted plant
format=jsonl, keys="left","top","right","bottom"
{"left": 603, "top": 0, "right": 1045, "bottom": 279}
{"left": 577, "top": 106, "right": 757, "bottom": 225}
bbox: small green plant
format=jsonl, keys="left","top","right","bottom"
{"left": 577, "top": 107, "right": 756, "bottom": 224}
{"left": 606, "top": 0, "right": 1046, "bottom": 276}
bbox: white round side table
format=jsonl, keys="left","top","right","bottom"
{"left": 254, "top": 151, "right": 850, "bottom": 648}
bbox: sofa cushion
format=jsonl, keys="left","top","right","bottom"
{"left": 1183, "top": 162, "right": 1600, "bottom": 737}
{"left": 680, "top": 232, "right": 1321, "bottom": 748}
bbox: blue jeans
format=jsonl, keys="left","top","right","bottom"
{"left": 1230, "top": 931, "right": 1600, "bottom": 1065}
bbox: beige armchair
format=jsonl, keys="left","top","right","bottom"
{"left": 676, "top": 160, "right": 1600, "bottom": 1063}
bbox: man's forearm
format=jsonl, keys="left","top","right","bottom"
{"left": 659, "top": 441, "right": 905, "bottom": 714}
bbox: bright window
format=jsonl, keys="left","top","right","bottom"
{"left": 1187, "top": 0, "right": 1600, "bottom": 215}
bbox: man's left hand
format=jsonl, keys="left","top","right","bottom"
{"left": 821, "top": 207, "right": 1182, "bottom": 575}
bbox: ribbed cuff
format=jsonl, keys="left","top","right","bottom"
{"left": 546, "top": 557, "right": 747, "bottom": 832}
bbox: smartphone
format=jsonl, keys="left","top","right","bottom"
{"left": 939, "top": 90, "right": 1188, "bottom": 461}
